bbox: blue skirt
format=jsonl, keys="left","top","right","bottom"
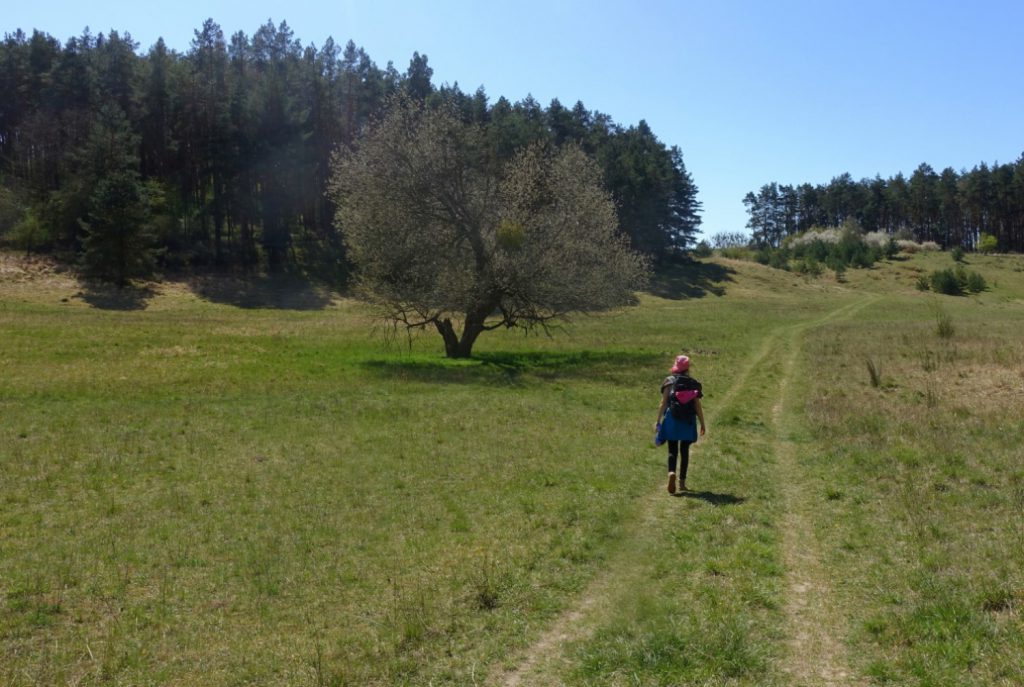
{"left": 659, "top": 411, "right": 697, "bottom": 443}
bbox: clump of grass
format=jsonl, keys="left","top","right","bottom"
{"left": 935, "top": 310, "right": 955, "bottom": 339}
{"left": 866, "top": 358, "right": 882, "bottom": 388}
{"left": 384, "top": 582, "right": 432, "bottom": 652}
{"left": 979, "top": 587, "right": 1015, "bottom": 614}
{"left": 470, "top": 555, "right": 502, "bottom": 611}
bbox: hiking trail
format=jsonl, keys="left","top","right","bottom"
{"left": 495, "top": 296, "right": 878, "bottom": 686}
{"left": 771, "top": 296, "right": 878, "bottom": 686}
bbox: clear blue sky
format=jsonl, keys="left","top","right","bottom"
{"left": 7, "top": 1, "right": 1024, "bottom": 238}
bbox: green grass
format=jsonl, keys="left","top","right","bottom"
{"left": 793, "top": 285, "right": 1024, "bottom": 685}
{"left": 2, "top": 251, "right": 1023, "bottom": 685}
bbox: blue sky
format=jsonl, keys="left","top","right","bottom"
{"left": 7, "top": 1, "right": 1023, "bottom": 238}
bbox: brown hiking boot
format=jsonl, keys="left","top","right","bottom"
{"left": 667, "top": 472, "right": 676, "bottom": 494}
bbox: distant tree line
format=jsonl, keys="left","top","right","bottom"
{"left": 743, "top": 160, "right": 1024, "bottom": 252}
{"left": 0, "top": 21, "right": 701, "bottom": 282}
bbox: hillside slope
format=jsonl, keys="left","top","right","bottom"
{"left": 2, "top": 250, "right": 1022, "bottom": 686}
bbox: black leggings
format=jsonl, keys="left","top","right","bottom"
{"left": 667, "top": 441, "right": 691, "bottom": 479}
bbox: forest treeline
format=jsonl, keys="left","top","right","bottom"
{"left": 743, "top": 160, "right": 1024, "bottom": 252}
{"left": 0, "top": 20, "right": 701, "bottom": 282}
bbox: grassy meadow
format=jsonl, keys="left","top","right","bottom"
{"left": 1, "top": 250, "right": 1022, "bottom": 685}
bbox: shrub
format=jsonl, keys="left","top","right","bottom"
{"left": 692, "top": 240, "right": 713, "bottom": 258}
{"left": 951, "top": 246, "right": 965, "bottom": 263}
{"left": 791, "top": 237, "right": 831, "bottom": 262}
{"left": 789, "top": 228, "right": 841, "bottom": 246}
{"left": 965, "top": 271, "right": 987, "bottom": 294}
{"left": 884, "top": 238, "right": 900, "bottom": 259}
{"left": 786, "top": 225, "right": 885, "bottom": 273}
{"left": 755, "top": 248, "right": 790, "bottom": 270}
{"left": 935, "top": 310, "right": 955, "bottom": 338}
{"left": 795, "top": 256, "right": 823, "bottom": 276}
{"left": 978, "top": 233, "right": 998, "bottom": 254}
{"left": 954, "top": 265, "right": 969, "bottom": 289}
{"left": 863, "top": 231, "right": 890, "bottom": 247}
{"left": 897, "top": 239, "right": 941, "bottom": 253}
{"left": 9, "top": 209, "right": 52, "bottom": 253}
{"left": 930, "top": 269, "right": 962, "bottom": 296}
{"left": 915, "top": 275, "right": 930, "bottom": 291}
{"left": 719, "top": 246, "right": 754, "bottom": 260}
{"left": 0, "top": 186, "right": 25, "bottom": 241}
{"left": 864, "top": 233, "right": 900, "bottom": 259}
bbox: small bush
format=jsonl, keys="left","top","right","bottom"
{"left": 915, "top": 275, "right": 930, "bottom": 291}
{"left": 789, "top": 228, "right": 841, "bottom": 246}
{"left": 692, "top": 240, "right": 713, "bottom": 258}
{"left": 9, "top": 209, "right": 52, "bottom": 253}
{"left": 930, "top": 269, "right": 962, "bottom": 296}
{"left": 884, "top": 238, "right": 899, "bottom": 259}
{"left": 759, "top": 249, "right": 790, "bottom": 270}
{"left": 978, "top": 232, "right": 998, "bottom": 254}
{"left": 863, "top": 231, "right": 890, "bottom": 247}
{"left": 719, "top": 246, "right": 754, "bottom": 260}
{"left": 965, "top": 271, "right": 987, "bottom": 294}
{"left": 898, "top": 239, "right": 941, "bottom": 253}
{"left": 795, "top": 256, "right": 823, "bottom": 277}
{"left": 954, "top": 265, "right": 969, "bottom": 289}
{"left": 0, "top": 186, "right": 26, "bottom": 241}
{"left": 935, "top": 310, "right": 955, "bottom": 338}
{"left": 786, "top": 225, "right": 886, "bottom": 274}
{"left": 951, "top": 247, "right": 965, "bottom": 263}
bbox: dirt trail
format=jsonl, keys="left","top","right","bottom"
{"left": 771, "top": 298, "right": 877, "bottom": 686}
{"left": 494, "top": 325, "right": 789, "bottom": 687}
{"left": 496, "top": 297, "right": 877, "bottom": 686}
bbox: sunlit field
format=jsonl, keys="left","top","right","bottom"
{"left": 2, "top": 250, "right": 1022, "bottom": 685}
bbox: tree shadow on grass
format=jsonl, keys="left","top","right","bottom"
{"left": 184, "top": 273, "right": 334, "bottom": 310}
{"left": 361, "top": 349, "right": 663, "bottom": 385}
{"left": 477, "top": 350, "right": 662, "bottom": 378}
{"left": 648, "top": 260, "right": 735, "bottom": 300}
{"left": 77, "top": 282, "right": 157, "bottom": 310}
{"left": 675, "top": 489, "right": 746, "bottom": 506}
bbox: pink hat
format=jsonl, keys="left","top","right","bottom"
{"left": 671, "top": 355, "right": 690, "bottom": 373}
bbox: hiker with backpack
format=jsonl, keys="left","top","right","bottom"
{"left": 655, "top": 355, "right": 706, "bottom": 494}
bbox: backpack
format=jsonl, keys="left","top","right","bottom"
{"left": 666, "top": 374, "right": 702, "bottom": 420}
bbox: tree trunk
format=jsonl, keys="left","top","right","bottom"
{"left": 455, "top": 319, "right": 484, "bottom": 358}
{"left": 435, "top": 318, "right": 460, "bottom": 358}
{"left": 435, "top": 311, "right": 487, "bottom": 359}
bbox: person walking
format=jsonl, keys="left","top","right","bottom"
{"left": 655, "top": 355, "right": 706, "bottom": 494}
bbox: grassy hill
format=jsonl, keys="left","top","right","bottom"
{"left": 2, "top": 250, "right": 1022, "bottom": 685}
